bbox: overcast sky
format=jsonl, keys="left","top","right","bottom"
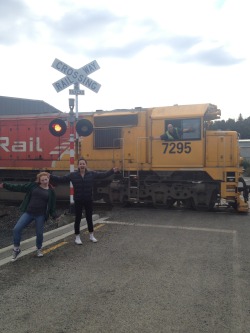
{"left": 0, "top": 0, "right": 249, "bottom": 120}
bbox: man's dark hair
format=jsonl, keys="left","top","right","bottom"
{"left": 78, "top": 157, "right": 87, "bottom": 164}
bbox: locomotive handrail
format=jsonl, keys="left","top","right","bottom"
{"left": 112, "top": 137, "right": 125, "bottom": 176}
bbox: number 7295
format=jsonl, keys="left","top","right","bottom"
{"left": 162, "top": 142, "right": 192, "bottom": 154}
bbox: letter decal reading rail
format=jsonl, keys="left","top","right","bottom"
{"left": 162, "top": 142, "right": 192, "bottom": 154}
{"left": 0, "top": 137, "right": 10, "bottom": 152}
{"left": 12, "top": 141, "right": 26, "bottom": 152}
{"left": 0, "top": 137, "right": 42, "bottom": 152}
{"left": 36, "top": 138, "right": 42, "bottom": 152}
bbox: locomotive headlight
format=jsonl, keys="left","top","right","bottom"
{"left": 49, "top": 119, "right": 67, "bottom": 137}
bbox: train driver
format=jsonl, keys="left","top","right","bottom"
{"left": 160, "top": 123, "right": 194, "bottom": 141}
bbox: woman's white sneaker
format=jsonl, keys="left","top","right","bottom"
{"left": 11, "top": 248, "right": 21, "bottom": 261}
{"left": 75, "top": 235, "right": 82, "bottom": 245}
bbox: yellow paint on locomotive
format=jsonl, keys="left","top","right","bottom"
{"left": 73, "top": 103, "right": 247, "bottom": 212}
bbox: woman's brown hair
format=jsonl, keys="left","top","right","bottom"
{"left": 35, "top": 172, "right": 50, "bottom": 183}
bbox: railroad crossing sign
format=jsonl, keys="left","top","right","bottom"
{"left": 69, "top": 89, "right": 85, "bottom": 95}
{"left": 51, "top": 58, "right": 101, "bottom": 93}
{"left": 69, "top": 83, "right": 85, "bottom": 96}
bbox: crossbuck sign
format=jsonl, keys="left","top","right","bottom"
{"left": 51, "top": 58, "right": 101, "bottom": 93}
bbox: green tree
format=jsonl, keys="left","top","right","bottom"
{"left": 238, "top": 113, "right": 243, "bottom": 121}
{"left": 209, "top": 114, "right": 250, "bottom": 139}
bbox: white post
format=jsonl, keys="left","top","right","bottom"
{"left": 74, "top": 83, "right": 79, "bottom": 159}
{"left": 69, "top": 98, "right": 75, "bottom": 212}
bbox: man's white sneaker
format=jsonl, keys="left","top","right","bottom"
{"left": 90, "top": 234, "right": 97, "bottom": 243}
{"left": 75, "top": 235, "right": 82, "bottom": 245}
{"left": 37, "top": 249, "right": 44, "bottom": 257}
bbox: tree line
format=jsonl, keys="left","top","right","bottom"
{"left": 209, "top": 114, "right": 250, "bottom": 139}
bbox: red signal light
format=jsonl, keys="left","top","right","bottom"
{"left": 49, "top": 119, "right": 67, "bottom": 137}
{"left": 52, "top": 123, "right": 62, "bottom": 132}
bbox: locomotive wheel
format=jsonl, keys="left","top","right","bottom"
{"left": 208, "top": 190, "right": 219, "bottom": 211}
{"left": 181, "top": 198, "right": 195, "bottom": 210}
{"left": 165, "top": 199, "right": 176, "bottom": 208}
{"left": 192, "top": 189, "right": 218, "bottom": 211}
{"left": 103, "top": 194, "right": 111, "bottom": 203}
{"left": 193, "top": 204, "right": 208, "bottom": 211}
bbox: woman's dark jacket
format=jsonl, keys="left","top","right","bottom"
{"left": 50, "top": 169, "right": 114, "bottom": 201}
{"left": 2, "top": 182, "right": 57, "bottom": 220}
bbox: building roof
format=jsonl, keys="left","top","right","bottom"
{"left": 0, "top": 96, "right": 62, "bottom": 115}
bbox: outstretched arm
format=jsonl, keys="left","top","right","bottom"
{"left": 160, "top": 134, "right": 171, "bottom": 141}
{"left": 94, "top": 167, "right": 119, "bottom": 179}
{"left": 183, "top": 127, "right": 195, "bottom": 133}
{"left": 49, "top": 174, "right": 71, "bottom": 184}
{"left": 0, "top": 182, "right": 33, "bottom": 192}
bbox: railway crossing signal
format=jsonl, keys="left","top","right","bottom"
{"left": 51, "top": 58, "right": 101, "bottom": 93}
{"left": 48, "top": 118, "right": 93, "bottom": 137}
{"left": 75, "top": 119, "right": 93, "bottom": 137}
{"left": 49, "top": 119, "right": 67, "bottom": 137}
{"left": 51, "top": 57, "right": 100, "bottom": 208}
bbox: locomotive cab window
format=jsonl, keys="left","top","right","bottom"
{"left": 161, "top": 118, "right": 201, "bottom": 141}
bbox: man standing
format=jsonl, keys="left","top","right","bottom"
{"left": 50, "top": 157, "right": 119, "bottom": 245}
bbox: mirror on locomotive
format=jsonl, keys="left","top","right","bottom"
{"left": 161, "top": 118, "right": 201, "bottom": 141}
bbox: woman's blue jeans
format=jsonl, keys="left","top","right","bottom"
{"left": 13, "top": 212, "right": 45, "bottom": 249}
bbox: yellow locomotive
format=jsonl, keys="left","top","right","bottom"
{"left": 51, "top": 103, "right": 248, "bottom": 212}
{"left": 0, "top": 102, "right": 248, "bottom": 212}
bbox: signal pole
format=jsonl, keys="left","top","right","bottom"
{"left": 68, "top": 98, "right": 75, "bottom": 212}
{"left": 69, "top": 83, "right": 84, "bottom": 160}
{"left": 51, "top": 57, "right": 101, "bottom": 212}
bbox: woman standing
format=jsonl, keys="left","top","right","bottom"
{"left": 0, "top": 172, "right": 58, "bottom": 261}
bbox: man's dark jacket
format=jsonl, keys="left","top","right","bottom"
{"left": 50, "top": 169, "right": 114, "bottom": 201}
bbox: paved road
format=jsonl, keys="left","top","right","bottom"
{"left": 0, "top": 206, "right": 250, "bottom": 333}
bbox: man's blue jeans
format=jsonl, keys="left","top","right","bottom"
{"left": 13, "top": 212, "right": 45, "bottom": 249}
